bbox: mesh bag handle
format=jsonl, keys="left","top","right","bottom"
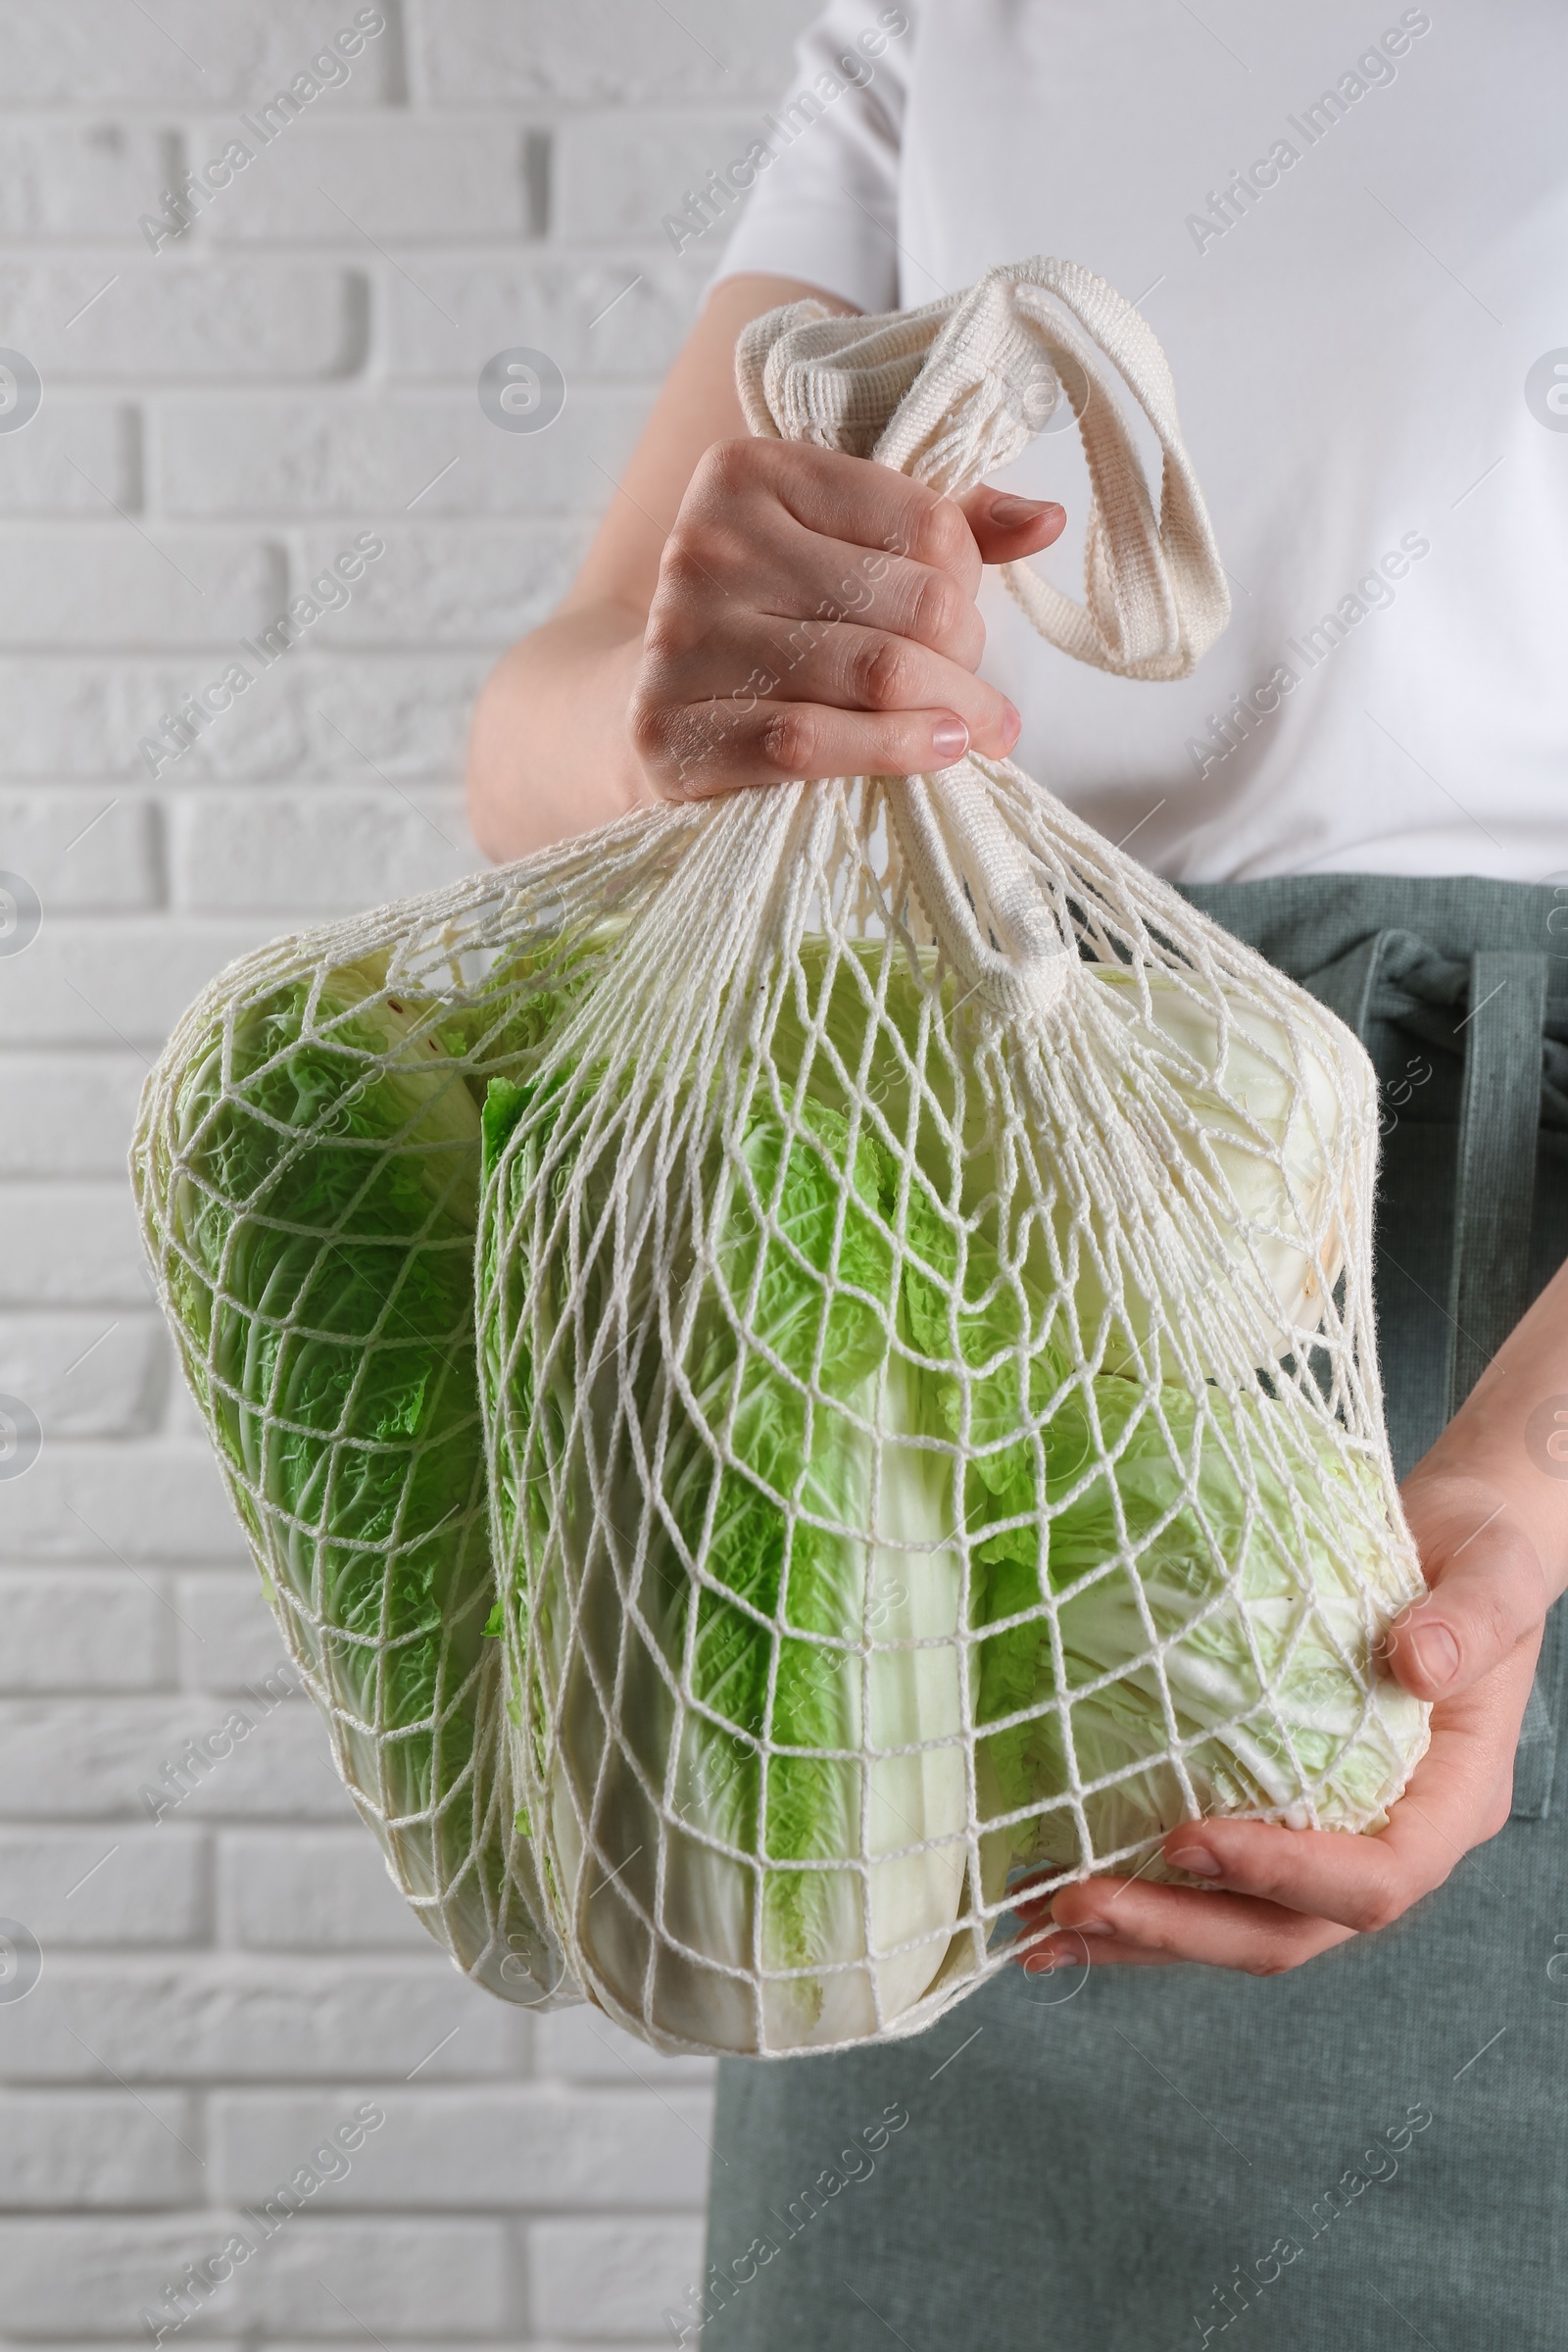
{"left": 735, "top": 257, "right": 1233, "bottom": 1018}
{"left": 734, "top": 254, "right": 1232, "bottom": 680}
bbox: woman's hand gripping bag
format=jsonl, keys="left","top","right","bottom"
{"left": 475, "top": 260, "right": 1430, "bottom": 2059}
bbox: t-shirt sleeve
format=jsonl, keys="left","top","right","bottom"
{"left": 698, "top": 2, "right": 914, "bottom": 317}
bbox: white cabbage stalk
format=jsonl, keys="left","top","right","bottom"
{"left": 545, "top": 1349, "right": 971, "bottom": 2053}
{"left": 487, "top": 1091, "right": 975, "bottom": 2054}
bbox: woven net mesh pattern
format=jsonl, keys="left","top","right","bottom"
{"left": 132, "top": 260, "right": 1430, "bottom": 2054}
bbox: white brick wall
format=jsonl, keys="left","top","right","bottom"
{"left": 0, "top": 5, "right": 819, "bottom": 2342}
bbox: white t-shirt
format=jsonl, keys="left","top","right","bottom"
{"left": 701, "top": 0, "right": 1568, "bottom": 885}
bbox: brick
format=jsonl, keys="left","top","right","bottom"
{"left": 0, "top": 2341, "right": 165, "bottom": 2352}
{"left": 0, "top": 258, "right": 367, "bottom": 383}
{"left": 0, "top": 1442, "right": 247, "bottom": 1562}
{"left": 0, "top": 1183, "right": 151, "bottom": 1307}
{"left": 0, "top": 2216, "right": 509, "bottom": 2339}
{"left": 0, "top": 1055, "right": 151, "bottom": 1180}
{"left": 0, "top": 918, "right": 276, "bottom": 1051}
{"left": 558, "top": 113, "right": 761, "bottom": 243}
{"left": 0, "top": 1955, "right": 521, "bottom": 2082}
{"left": 310, "top": 654, "right": 487, "bottom": 779}
{"left": 0, "top": 3, "right": 403, "bottom": 109}
{"left": 0, "top": 2332, "right": 170, "bottom": 2352}
{"left": 0, "top": 1311, "right": 168, "bottom": 1440}
{"left": 0, "top": 1690, "right": 346, "bottom": 1821}
{"left": 0, "top": 531, "right": 285, "bottom": 647}
{"left": 533, "top": 2005, "right": 716, "bottom": 2086}
{"left": 211, "top": 121, "right": 534, "bottom": 240}
{"left": 0, "top": 662, "right": 473, "bottom": 792}
{"left": 0, "top": 0, "right": 808, "bottom": 2299}
{"left": 0, "top": 400, "right": 140, "bottom": 515}
{"left": 529, "top": 2218, "right": 707, "bottom": 2340}
{"left": 0, "top": 1568, "right": 171, "bottom": 1690}
{"left": 0, "top": 792, "right": 161, "bottom": 912}
{"left": 295, "top": 519, "right": 591, "bottom": 639}
{"left": 0, "top": 1825, "right": 206, "bottom": 1944}
{"left": 171, "top": 786, "right": 475, "bottom": 912}
{"left": 419, "top": 0, "right": 815, "bottom": 104}
{"left": 216, "top": 1827, "right": 427, "bottom": 1950}
{"left": 172, "top": 1571, "right": 302, "bottom": 1694}
{"left": 161, "top": 391, "right": 649, "bottom": 515}
{"left": 215, "top": 2083, "right": 712, "bottom": 2209}
{"left": 0, "top": 2091, "right": 203, "bottom": 2207}
{"left": 0, "top": 124, "right": 176, "bottom": 240}
{"left": 387, "top": 255, "right": 709, "bottom": 381}
{"left": 0, "top": 658, "right": 312, "bottom": 778}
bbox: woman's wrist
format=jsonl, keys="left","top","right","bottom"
{"left": 1432, "top": 1428, "right": 1568, "bottom": 1609}
{"left": 466, "top": 605, "right": 651, "bottom": 861}
{"left": 1400, "top": 1255, "right": 1568, "bottom": 1606}
{"left": 1406, "top": 1435, "right": 1565, "bottom": 1607}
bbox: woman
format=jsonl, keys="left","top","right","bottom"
{"left": 468, "top": 4, "right": 1568, "bottom": 2342}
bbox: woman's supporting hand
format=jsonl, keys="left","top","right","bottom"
{"left": 1015, "top": 1256, "right": 1568, "bottom": 1980}
{"left": 627, "top": 437, "right": 1062, "bottom": 800}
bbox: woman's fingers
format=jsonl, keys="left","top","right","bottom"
{"left": 665, "top": 612, "right": 1018, "bottom": 750}
{"left": 643, "top": 697, "right": 987, "bottom": 800}
{"left": 630, "top": 437, "right": 1063, "bottom": 802}
{"left": 1021, "top": 1880, "right": 1357, "bottom": 1977}
{"left": 660, "top": 498, "right": 998, "bottom": 675}
{"left": 691, "top": 437, "right": 986, "bottom": 590}
{"left": 1020, "top": 1925, "right": 1185, "bottom": 1973}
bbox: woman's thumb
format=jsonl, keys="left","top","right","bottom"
{"left": 1388, "top": 1474, "right": 1548, "bottom": 1700}
{"left": 956, "top": 486, "right": 1065, "bottom": 564}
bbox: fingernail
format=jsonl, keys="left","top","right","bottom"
{"left": 1166, "top": 1844, "right": 1222, "bottom": 1879}
{"left": 990, "top": 493, "right": 1049, "bottom": 526}
{"left": 1410, "top": 1621, "right": 1460, "bottom": 1690}
{"left": 1022, "top": 1952, "right": 1058, "bottom": 1977}
{"left": 1050, "top": 1902, "right": 1112, "bottom": 1937}
{"left": 931, "top": 714, "right": 969, "bottom": 760}
{"left": 1000, "top": 699, "right": 1021, "bottom": 750}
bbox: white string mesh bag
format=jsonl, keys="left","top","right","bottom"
{"left": 130, "top": 256, "right": 1432, "bottom": 2056}
{"left": 478, "top": 259, "right": 1431, "bottom": 2059}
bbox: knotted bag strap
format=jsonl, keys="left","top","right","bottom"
{"left": 734, "top": 255, "right": 1231, "bottom": 681}
{"left": 733, "top": 257, "right": 1232, "bottom": 1015}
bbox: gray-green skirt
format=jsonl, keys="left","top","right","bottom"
{"left": 699, "top": 874, "right": 1568, "bottom": 2352}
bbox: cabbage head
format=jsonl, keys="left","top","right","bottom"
{"left": 140, "top": 955, "right": 563, "bottom": 1999}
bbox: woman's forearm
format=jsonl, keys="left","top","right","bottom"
{"left": 465, "top": 601, "right": 653, "bottom": 864}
